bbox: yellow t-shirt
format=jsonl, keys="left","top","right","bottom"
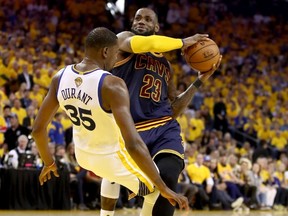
{"left": 257, "top": 129, "right": 272, "bottom": 141}
{"left": 260, "top": 170, "right": 270, "bottom": 183}
{"left": 238, "top": 148, "right": 248, "bottom": 157}
{"left": 0, "top": 116, "right": 7, "bottom": 145}
{"left": 217, "top": 163, "right": 232, "bottom": 181}
{"left": 186, "top": 118, "right": 204, "bottom": 142}
{"left": 186, "top": 163, "right": 211, "bottom": 184}
{"left": 30, "top": 92, "right": 44, "bottom": 107}
{"left": 271, "top": 136, "right": 287, "bottom": 150}
{"left": 187, "top": 151, "right": 198, "bottom": 165}
{"left": 11, "top": 107, "right": 27, "bottom": 125}
{"left": 273, "top": 171, "right": 284, "bottom": 183}
{"left": 176, "top": 114, "right": 188, "bottom": 134}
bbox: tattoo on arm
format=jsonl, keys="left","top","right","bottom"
{"left": 171, "top": 83, "right": 198, "bottom": 119}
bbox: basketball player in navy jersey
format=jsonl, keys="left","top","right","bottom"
{"left": 100, "top": 8, "right": 222, "bottom": 216}
{"left": 31, "top": 27, "right": 189, "bottom": 212}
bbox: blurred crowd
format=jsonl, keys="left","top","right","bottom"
{"left": 0, "top": 0, "right": 288, "bottom": 211}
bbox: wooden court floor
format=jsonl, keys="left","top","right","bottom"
{"left": 0, "top": 210, "right": 287, "bottom": 216}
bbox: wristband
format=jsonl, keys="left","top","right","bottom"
{"left": 193, "top": 78, "right": 203, "bottom": 89}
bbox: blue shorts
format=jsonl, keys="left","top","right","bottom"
{"left": 138, "top": 119, "right": 184, "bottom": 159}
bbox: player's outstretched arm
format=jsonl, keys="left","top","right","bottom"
{"left": 170, "top": 55, "right": 222, "bottom": 119}
{"left": 31, "top": 72, "right": 61, "bottom": 185}
{"left": 101, "top": 75, "right": 188, "bottom": 210}
{"left": 117, "top": 31, "right": 209, "bottom": 54}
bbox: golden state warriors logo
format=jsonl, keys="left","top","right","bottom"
{"left": 75, "top": 77, "right": 82, "bottom": 87}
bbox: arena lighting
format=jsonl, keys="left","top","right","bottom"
{"left": 106, "top": 0, "right": 125, "bottom": 16}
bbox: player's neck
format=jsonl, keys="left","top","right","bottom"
{"left": 77, "top": 58, "right": 102, "bottom": 71}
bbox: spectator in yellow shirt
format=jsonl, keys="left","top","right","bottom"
{"left": 176, "top": 112, "right": 189, "bottom": 144}
{"left": 238, "top": 141, "right": 253, "bottom": 158}
{"left": 186, "top": 111, "right": 205, "bottom": 144}
{"left": 29, "top": 84, "right": 44, "bottom": 108}
{"left": 257, "top": 157, "right": 271, "bottom": 184}
{"left": 271, "top": 130, "right": 287, "bottom": 152}
{"left": 15, "top": 82, "right": 27, "bottom": 99}
{"left": 33, "top": 68, "right": 49, "bottom": 95}
{"left": 217, "top": 152, "right": 243, "bottom": 200}
{"left": 257, "top": 124, "right": 272, "bottom": 142}
{"left": 11, "top": 98, "right": 27, "bottom": 125}
{"left": 186, "top": 153, "right": 214, "bottom": 209}
{"left": 184, "top": 143, "right": 198, "bottom": 165}
{"left": 0, "top": 115, "right": 7, "bottom": 157}
{"left": 243, "top": 118, "right": 258, "bottom": 148}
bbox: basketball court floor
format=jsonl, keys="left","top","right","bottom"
{"left": 0, "top": 210, "right": 286, "bottom": 216}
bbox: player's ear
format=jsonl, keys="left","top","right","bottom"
{"left": 154, "top": 24, "right": 160, "bottom": 33}
{"left": 102, "top": 47, "right": 108, "bottom": 58}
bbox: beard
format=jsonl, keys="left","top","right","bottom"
{"left": 131, "top": 28, "right": 154, "bottom": 36}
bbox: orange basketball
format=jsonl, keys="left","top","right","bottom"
{"left": 184, "top": 39, "right": 220, "bottom": 72}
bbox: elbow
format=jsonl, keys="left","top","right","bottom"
{"left": 125, "top": 138, "right": 145, "bottom": 155}
{"left": 31, "top": 129, "right": 38, "bottom": 140}
{"left": 31, "top": 125, "right": 43, "bottom": 140}
{"left": 170, "top": 103, "right": 181, "bottom": 119}
{"left": 125, "top": 142, "right": 138, "bottom": 153}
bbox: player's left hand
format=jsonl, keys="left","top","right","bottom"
{"left": 160, "top": 187, "right": 189, "bottom": 211}
{"left": 39, "top": 161, "right": 59, "bottom": 185}
{"left": 198, "top": 55, "right": 222, "bottom": 83}
{"left": 182, "top": 33, "right": 210, "bottom": 51}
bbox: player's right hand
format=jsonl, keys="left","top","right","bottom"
{"left": 160, "top": 187, "right": 189, "bottom": 210}
{"left": 39, "top": 161, "right": 59, "bottom": 185}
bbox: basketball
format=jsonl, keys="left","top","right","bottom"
{"left": 184, "top": 39, "right": 220, "bottom": 72}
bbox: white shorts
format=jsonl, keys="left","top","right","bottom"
{"left": 75, "top": 146, "right": 155, "bottom": 196}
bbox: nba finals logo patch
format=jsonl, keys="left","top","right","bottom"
{"left": 75, "top": 77, "right": 82, "bottom": 87}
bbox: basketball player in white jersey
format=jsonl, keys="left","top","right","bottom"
{"left": 31, "top": 27, "right": 188, "bottom": 212}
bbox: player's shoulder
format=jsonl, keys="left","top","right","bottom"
{"left": 117, "top": 31, "right": 135, "bottom": 40}
{"left": 102, "top": 74, "right": 127, "bottom": 94}
{"left": 103, "top": 74, "right": 126, "bottom": 88}
{"left": 51, "top": 66, "right": 71, "bottom": 86}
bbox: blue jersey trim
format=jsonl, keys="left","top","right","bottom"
{"left": 56, "top": 67, "right": 67, "bottom": 98}
{"left": 98, "top": 73, "right": 112, "bottom": 113}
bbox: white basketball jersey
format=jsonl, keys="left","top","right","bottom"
{"left": 57, "top": 65, "right": 122, "bottom": 154}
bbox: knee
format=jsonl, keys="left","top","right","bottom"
{"left": 160, "top": 170, "right": 177, "bottom": 186}
{"left": 157, "top": 163, "right": 182, "bottom": 188}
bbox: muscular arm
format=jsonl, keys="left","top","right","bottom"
{"left": 117, "top": 31, "right": 209, "bottom": 54}
{"left": 31, "top": 72, "right": 61, "bottom": 166}
{"left": 169, "top": 78, "right": 198, "bottom": 119}
{"left": 170, "top": 55, "right": 222, "bottom": 119}
{"left": 168, "top": 63, "right": 198, "bottom": 119}
{"left": 101, "top": 75, "right": 168, "bottom": 191}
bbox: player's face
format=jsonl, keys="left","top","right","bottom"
{"left": 105, "top": 43, "right": 119, "bottom": 71}
{"left": 131, "top": 9, "right": 159, "bottom": 36}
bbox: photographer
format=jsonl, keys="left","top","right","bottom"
{"left": 4, "top": 135, "right": 29, "bottom": 168}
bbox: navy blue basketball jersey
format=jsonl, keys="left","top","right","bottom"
{"left": 112, "top": 52, "right": 173, "bottom": 125}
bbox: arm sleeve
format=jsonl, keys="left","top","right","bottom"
{"left": 130, "top": 35, "right": 183, "bottom": 53}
